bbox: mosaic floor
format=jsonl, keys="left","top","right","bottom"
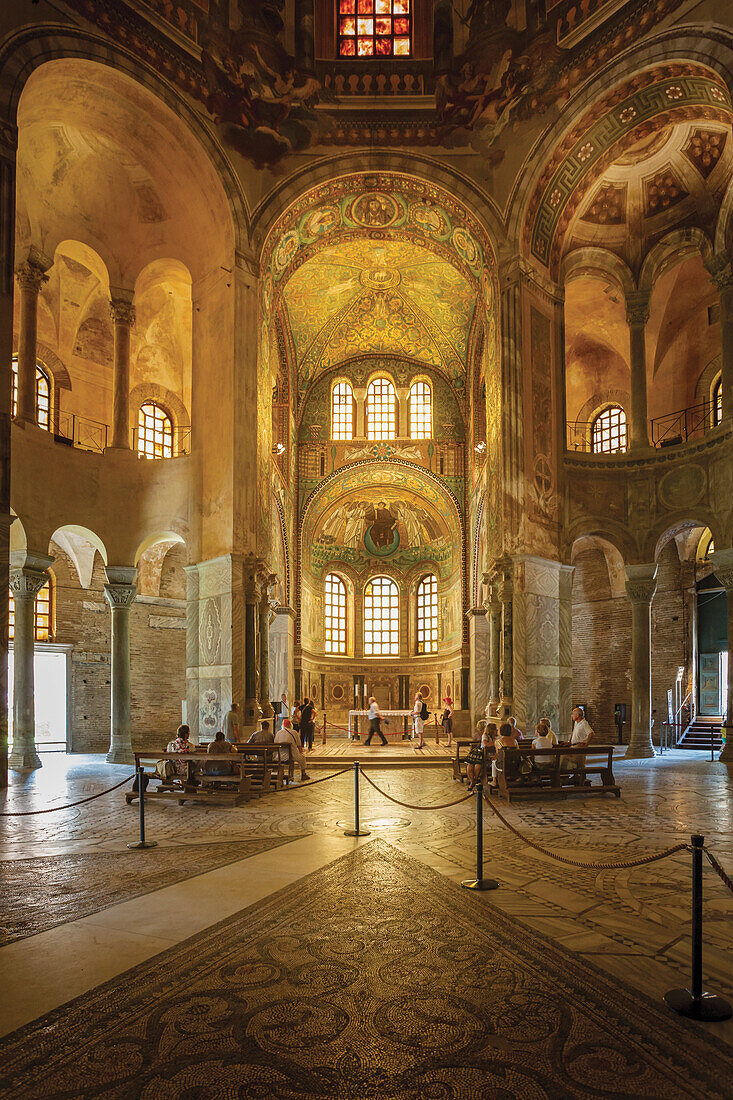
{"left": 0, "top": 750, "right": 732, "bottom": 1068}
{"left": 2, "top": 841, "right": 732, "bottom": 1100}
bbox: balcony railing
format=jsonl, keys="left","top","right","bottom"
{"left": 565, "top": 421, "right": 627, "bottom": 455}
{"left": 650, "top": 401, "right": 718, "bottom": 447}
{"left": 132, "top": 424, "right": 191, "bottom": 459}
{"left": 54, "top": 411, "right": 108, "bottom": 453}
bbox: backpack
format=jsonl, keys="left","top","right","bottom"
{"left": 420, "top": 702, "right": 429, "bottom": 722}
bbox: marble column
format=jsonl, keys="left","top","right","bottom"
{"left": 485, "top": 578, "right": 501, "bottom": 716}
{"left": 109, "top": 294, "right": 135, "bottom": 449}
{"left": 8, "top": 554, "right": 53, "bottom": 769}
{"left": 467, "top": 606, "right": 488, "bottom": 733}
{"left": 712, "top": 548, "right": 733, "bottom": 762}
{"left": 104, "top": 566, "right": 137, "bottom": 764}
{"left": 499, "top": 559, "right": 514, "bottom": 714}
{"left": 259, "top": 574, "right": 276, "bottom": 719}
{"left": 709, "top": 258, "right": 733, "bottom": 423}
{"left": 244, "top": 569, "right": 261, "bottom": 729}
{"left": 0, "top": 124, "right": 16, "bottom": 789}
{"left": 15, "top": 251, "right": 49, "bottom": 425}
{"left": 625, "top": 293, "right": 650, "bottom": 451}
{"left": 624, "top": 563, "right": 658, "bottom": 759}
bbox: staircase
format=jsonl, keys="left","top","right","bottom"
{"left": 678, "top": 715, "right": 723, "bottom": 751}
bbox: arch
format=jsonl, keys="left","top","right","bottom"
{"left": 134, "top": 530, "right": 185, "bottom": 567}
{"left": 9, "top": 511, "right": 27, "bottom": 555}
{"left": 408, "top": 377, "right": 432, "bottom": 440}
{"left": 639, "top": 228, "right": 715, "bottom": 296}
{"left": 571, "top": 535, "right": 626, "bottom": 598}
{"left": 363, "top": 574, "right": 400, "bottom": 657}
{"left": 366, "top": 376, "right": 398, "bottom": 441}
{"left": 651, "top": 513, "right": 724, "bottom": 563}
{"left": 12, "top": 338, "right": 72, "bottom": 394}
{"left": 561, "top": 248, "right": 636, "bottom": 299}
{"left": 54, "top": 240, "right": 111, "bottom": 296}
{"left": 563, "top": 517, "right": 635, "bottom": 565}
{"left": 714, "top": 171, "right": 733, "bottom": 254}
{"left": 49, "top": 524, "right": 108, "bottom": 570}
{"left": 696, "top": 527, "right": 715, "bottom": 562}
{"left": 324, "top": 571, "right": 348, "bottom": 655}
{"left": 129, "top": 384, "right": 189, "bottom": 431}
{"left": 330, "top": 378, "right": 356, "bottom": 441}
{"left": 590, "top": 404, "right": 628, "bottom": 455}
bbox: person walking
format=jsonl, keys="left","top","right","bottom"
{"left": 223, "top": 702, "right": 240, "bottom": 744}
{"left": 413, "top": 692, "right": 427, "bottom": 750}
{"left": 441, "top": 694, "right": 454, "bottom": 746}
{"left": 364, "top": 696, "right": 388, "bottom": 746}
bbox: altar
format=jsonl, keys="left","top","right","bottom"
{"left": 347, "top": 709, "right": 414, "bottom": 739}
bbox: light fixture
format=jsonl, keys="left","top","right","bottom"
{"left": 272, "top": 442, "right": 285, "bottom": 456}
{"left": 474, "top": 441, "right": 486, "bottom": 454}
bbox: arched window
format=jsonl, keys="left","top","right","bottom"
{"left": 416, "top": 574, "right": 438, "bottom": 654}
{"left": 137, "top": 402, "right": 173, "bottom": 459}
{"left": 364, "top": 575, "right": 399, "bottom": 656}
{"left": 713, "top": 376, "right": 722, "bottom": 427}
{"left": 366, "top": 377, "right": 397, "bottom": 441}
{"left": 591, "top": 405, "right": 627, "bottom": 454}
{"left": 11, "top": 358, "right": 51, "bottom": 430}
{"left": 409, "top": 380, "right": 432, "bottom": 439}
{"left": 331, "top": 381, "right": 355, "bottom": 440}
{"left": 324, "top": 573, "right": 347, "bottom": 654}
{"left": 337, "top": 0, "right": 411, "bottom": 57}
{"left": 9, "top": 578, "right": 52, "bottom": 643}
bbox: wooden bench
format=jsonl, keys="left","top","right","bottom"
{"left": 125, "top": 745, "right": 294, "bottom": 807}
{"left": 452, "top": 740, "right": 478, "bottom": 782}
{"left": 494, "top": 744, "right": 620, "bottom": 802}
{"left": 232, "top": 743, "right": 294, "bottom": 796}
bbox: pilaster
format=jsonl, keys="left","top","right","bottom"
{"left": 624, "top": 563, "right": 658, "bottom": 759}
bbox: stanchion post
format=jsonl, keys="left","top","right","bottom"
{"left": 435, "top": 714, "right": 439, "bottom": 744}
{"left": 462, "top": 783, "right": 498, "bottom": 891}
{"left": 343, "top": 760, "right": 370, "bottom": 837}
{"left": 322, "top": 712, "right": 327, "bottom": 745}
{"left": 663, "top": 834, "right": 731, "bottom": 1020}
{"left": 127, "top": 765, "right": 158, "bottom": 850}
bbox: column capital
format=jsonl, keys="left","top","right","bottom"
{"left": 9, "top": 563, "right": 51, "bottom": 599}
{"left": 705, "top": 253, "right": 733, "bottom": 291}
{"left": 625, "top": 563, "right": 658, "bottom": 603}
{"left": 625, "top": 291, "right": 650, "bottom": 327}
{"left": 109, "top": 297, "right": 136, "bottom": 327}
{"left": 711, "top": 548, "right": 733, "bottom": 592}
{"left": 104, "top": 582, "right": 137, "bottom": 610}
{"left": 15, "top": 259, "right": 49, "bottom": 294}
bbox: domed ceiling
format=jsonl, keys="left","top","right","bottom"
{"left": 281, "top": 239, "right": 477, "bottom": 390}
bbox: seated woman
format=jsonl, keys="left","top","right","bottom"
{"left": 490, "top": 721, "right": 520, "bottom": 787}
{"left": 537, "top": 716, "right": 558, "bottom": 745}
{"left": 206, "top": 730, "right": 236, "bottom": 777}
{"left": 465, "top": 726, "right": 491, "bottom": 791}
{"left": 531, "top": 721, "right": 557, "bottom": 775}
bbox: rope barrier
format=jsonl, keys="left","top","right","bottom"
{"left": 360, "top": 768, "right": 474, "bottom": 810}
{"left": 704, "top": 848, "right": 733, "bottom": 895}
{"left": 287, "top": 766, "right": 353, "bottom": 790}
{"left": 0, "top": 774, "right": 136, "bottom": 816}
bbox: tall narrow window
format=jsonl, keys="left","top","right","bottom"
{"left": 324, "top": 573, "right": 347, "bottom": 654}
{"left": 591, "top": 405, "right": 627, "bottom": 454}
{"left": 9, "top": 579, "right": 52, "bottom": 642}
{"left": 713, "top": 377, "right": 722, "bottom": 427}
{"left": 366, "top": 378, "right": 397, "bottom": 441}
{"left": 11, "top": 358, "right": 50, "bottom": 429}
{"left": 409, "top": 380, "right": 432, "bottom": 439}
{"left": 137, "top": 402, "right": 173, "bottom": 459}
{"left": 331, "top": 381, "right": 355, "bottom": 440}
{"left": 364, "top": 575, "right": 399, "bottom": 656}
{"left": 337, "top": 0, "right": 411, "bottom": 57}
{"left": 416, "top": 574, "right": 438, "bottom": 654}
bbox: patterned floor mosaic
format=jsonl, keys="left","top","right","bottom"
{"left": 0, "top": 840, "right": 731, "bottom": 1099}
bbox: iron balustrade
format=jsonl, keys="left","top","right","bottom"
{"left": 54, "top": 411, "right": 108, "bottom": 453}
{"left": 565, "top": 420, "right": 627, "bottom": 454}
{"left": 132, "top": 424, "right": 191, "bottom": 458}
{"left": 650, "top": 401, "right": 717, "bottom": 447}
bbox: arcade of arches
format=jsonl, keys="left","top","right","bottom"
{"left": 0, "top": 0, "right": 733, "bottom": 1089}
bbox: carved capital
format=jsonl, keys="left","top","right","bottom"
{"left": 104, "top": 582, "right": 137, "bottom": 610}
{"left": 712, "top": 548, "right": 733, "bottom": 593}
{"left": 706, "top": 254, "right": 733, "bottom": 292}
{"left": 625, "top": 563, "right": 658, "bottom": 605}
{"left": 9, "top": 566, "right": 49, "bottom": 599}
{"left": 15, "top": 260, "right": 49, "bottom": 295}
{"left": 110, "top": 298, "right": 136, "bottom": 327}
{"left": 625, "top": 292, "right": 650, "bottom": 327}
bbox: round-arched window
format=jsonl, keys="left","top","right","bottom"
{"left": 331, "top": 381, "right": 355, "bottom": 440}
{"left": 366, "top": 378, "right": 397, "bottom": 441}
{"left": 409, "top": 380, "right": 432, "bottom": 439}
{"left": 364, "top": 575, "right": 399, "bottom": 656}
{"left": 416, "top": 574, "right": 438, "bottom": 654}
{"left": 324, "top": 573, "right": 347, "bottom": 655}
{"left": 137, "top": 402, "right": 173, "bottom": 459}
{"left": 713, "top": 377, "right": 722, "bottom": 427}
{"left": 591, "top": 405, "right": 627, "bottom": 454}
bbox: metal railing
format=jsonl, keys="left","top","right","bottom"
{"left": 54, "top": 411, "right": 108, "bottom": 453}
{"left": 132, "top": 424, "right": 191, "bottom": 459}
{"left": 651, "top": 401, "right": 717, "bottom": 447}
{"left": 565, "top": 421, "right": 626, "bottom": 455}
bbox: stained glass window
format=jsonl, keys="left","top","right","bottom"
{"left": 11, "top": 358, "right": 50, "bottom": 430}
{"left": 338, "top": 0, "right": 411, "bottom": 58}
{"left": 409, "top": 380, "right": 432, "bottom": 439}
{"left": 137, "top": 402, "right": 173, "bottom": 459}
{"left": 591, "top": 405, "right": 627, "bottom": 454}
{"left": 713, "top": 377, "right": 722, "bottom": 427}
{"left": 332, "top": 381, "right": 355, "bottom": 440}
{"left": 325, "top": 573, "right": 347, "bottom": 654}
{"left": 364, "top": 576, "right": 399, "bottom": 656}
{"left": 416, "top": 574, "right": 438, "bottom": 654}
{"left": 366, "top": 377, "right": 397, "bottom": 440}
{"left": 9, "top": 579, "right": 52, "bottom": 642}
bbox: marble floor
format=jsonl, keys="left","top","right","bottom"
{"left": 1, "top": 750, "right": 732, "bottom": 1053}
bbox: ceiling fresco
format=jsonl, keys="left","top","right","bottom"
{"left": 282, "top": 240, "right": 476, "bottom": 387}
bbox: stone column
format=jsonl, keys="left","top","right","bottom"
{"left": 499, "top": 558, "right": 514, "bottom": 713}
{"left": 104, "top": 566, "right": 137, "bottom": 764}
{"left": 259, "top": 573, "right": 277, "bottom": 719}
{"left": 466, "top": 606, "right": 488, "bottom": 733}
{"left": 712, "top": 548, "right": 733, "bottom": 762}
{"left": 15, "top": 251, "right": 49, "bottom": 425}
{"left": 0, "top": 123, "right": 16, "bottom": 788}
{"left": 8, "top": 554, "right": 53, "bottom": 769}
{"left": 624, "top": 563, "right": 658, "bottom": 759}
{"left": 184, "top": 563, "right": 200, "bottom": 741}
{"left": 709, "top": 257, "right": 733, "bottom": 423}
{"left": 625, "top": 293, "right": 650, "bottom": 451}
{"left": 484, "top": 575, "right": 501, "bottom": 716}
{"left": 243, "top": 568, "right": 261, "bottom": 730}
{"left": 397, "top": 387, "right": 409, "bottom": 437}
{"left": 109, "top": 294, "right": 135, "bottom": 449}
{"left": 294, "top": 0, "right": 315, "bottom": 73}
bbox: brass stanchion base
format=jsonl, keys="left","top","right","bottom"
{"left": 343, "top": 828, "right": 371, "bottom": 837}
{"left": 664, "top": 988, "right": 732, "bottom": 1020}
{"left": 461, "top": 878, "right": 499, "bottom": 891}
{"left": 127, "top": 841, "right": 158, "bottom": 850}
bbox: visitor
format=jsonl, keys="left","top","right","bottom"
{"left": 206, "top": 731, "right": 236, "bottom": 777}
{"left": 465, "top": 724, "right": 490, "bottom": 790}
{"left": 278, "top": 692, "right": 288, "bottom": 731}
{"left": 167, "top": 724, "right": 193, "bottom": 753}
{"left": 538, "top": 716, "right": 558, "bottom": 745}
{"left": 291, "top": 700, "right": 302, "bottom": 736}
{"left": 441, "top": 694, "right": 454, "bottom": 746}
{"left": 413, "top": 692, "right": 428, "bottom": 750}
{"left": 247, "top": 720, "right": 274, "bottom": 745}
{"left": 224, "top": 702, "right": 240, "bottom": 744}
{"left": 300, "top": 697, "right": 316, "bottom": 750}
{"left": 490, "top": 721, "right": 520, "bottom": 787}
{"left": 531, "top": 721, "right": 556, "bottom": 774}
{"left": 365, "top": 696, "right": 388, "bottom": 745}
{"left": 508, "top": 715, "right": 523, "bottom": 740}
{"left": 275, "top": 718, "right": 310, "bottom": 781}
{"left": 561, "top": 705, "right": 594, "bottom": 779}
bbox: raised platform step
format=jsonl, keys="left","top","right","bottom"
{"left": 679, "top": 718, "right": 722, "bottom": 749}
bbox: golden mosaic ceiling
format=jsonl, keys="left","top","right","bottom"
{"left": 281, "top": 240, "right": 477, "bottom": 389}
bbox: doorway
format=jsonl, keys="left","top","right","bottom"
{"left": 9, "top": 646, "right": 69, "bottom": 752}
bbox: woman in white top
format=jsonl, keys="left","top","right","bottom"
{"left": 412, "top": 692, "right": 425, "bottom": 749}
{"left": 532, "top": 720, "right": 557, "bottom": 772}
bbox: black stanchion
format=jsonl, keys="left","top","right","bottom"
{"left": 343, "top": 761, "right": 371, "bottom": 837}
{"left": 127, "top": 766, "right": 158, "bottom": 850}
{"left": 462, "top": 784, "right": 498, "bottom": 891}
{"left": 664, "top": 834, "right": 731, "bottom": 1021}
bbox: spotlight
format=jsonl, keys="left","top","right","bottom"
{"left": 474, "top": 441, "right": 486, "bottom": 454}
{"left": 272, "top": 442, "right": 286, "bottom": 456}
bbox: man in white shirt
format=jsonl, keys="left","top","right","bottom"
{"left": 224, "top": 702, "right": 240, "bottom": 744}
{"left": 570, "top": 706, "right": 594, "bottom": 746}
{"left": 365, "top": 696, "right": 388, "bottom": 745}
{"left": 275, "top": 718, "right": 310, "bottom": 781}
{"left": 277, "top": 692, "right": 288, "bottom": 731}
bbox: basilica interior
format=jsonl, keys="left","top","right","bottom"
{"left": 0, "top": 0, "right": 732, "bottom": 1095}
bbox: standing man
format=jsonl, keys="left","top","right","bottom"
{"left": 278, "top": 692, "right": 288, "bottom": 731}
{"left": 365, "top": 696, "right": 388, "bottom": 746}
{"left": 562, "top": 705, "right": 594, "bottom": 781}
{"left": 224, "top": 701, "right": 240, "bottom": 744}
